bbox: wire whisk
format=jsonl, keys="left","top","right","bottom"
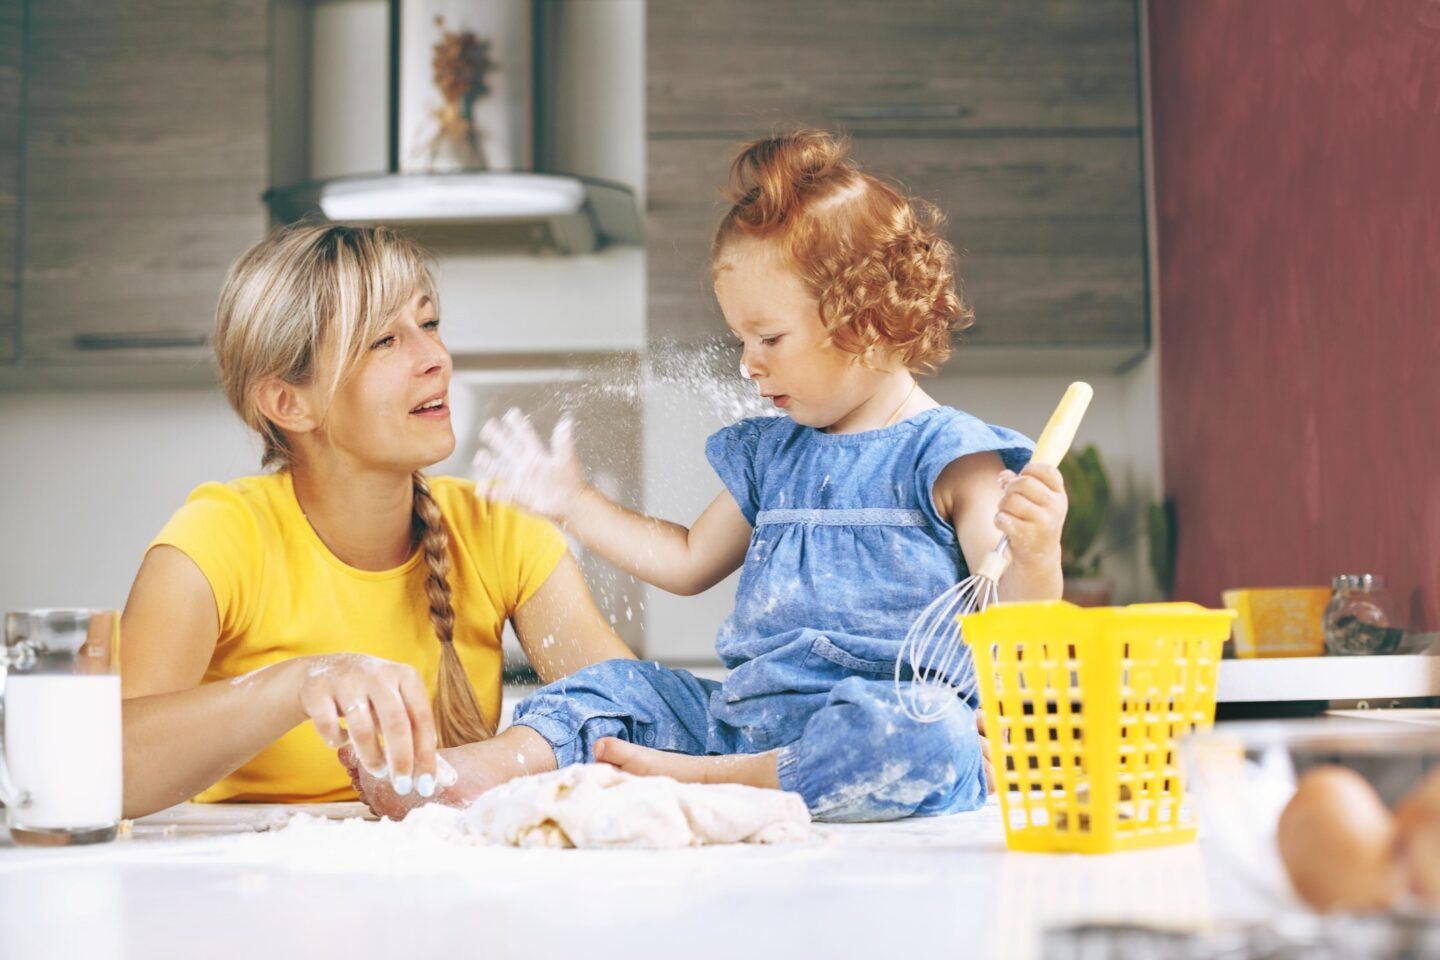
{"left": 895, "top": 382, "right": 1094, "bottom": 722}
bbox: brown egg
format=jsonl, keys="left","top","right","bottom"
{"left": 1394, "top": 766, "right": 1440, "bottom": 906}
{"left": 1277, "top": 765, "right": 1402, "bottom": 912}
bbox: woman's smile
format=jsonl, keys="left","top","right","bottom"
{"left": 409, "top": 391, "right": 450, "bottom": 421}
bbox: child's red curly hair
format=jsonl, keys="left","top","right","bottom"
{"left": 710, "top": 129, "right": 972, "bottom": 373}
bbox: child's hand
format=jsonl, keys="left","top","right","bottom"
{"left": 977, "top": 709, "right": 995, "bottom": 795}
{"left": 472, "top": 409, "right": 585, "bottom": 522}
{"left": 995, "top": 463, "right": 1066, "bottom": 567}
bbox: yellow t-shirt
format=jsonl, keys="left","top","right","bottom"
{"left": 150, "top": 470, "right": 567, "bottom": 803}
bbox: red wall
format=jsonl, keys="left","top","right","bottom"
{"left": 1148, "top": 0, "right": 1440, "bottom": 631}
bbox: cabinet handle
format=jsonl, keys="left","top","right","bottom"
{"left": 72, "top": 332, "right": 210, "bottom": 351}
{"left": 827, "top": 104, "right": 971, "bottom": 121}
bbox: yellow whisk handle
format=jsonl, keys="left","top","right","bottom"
{"left": 1030, "top": 381, "right": 1093, "bottom": 468}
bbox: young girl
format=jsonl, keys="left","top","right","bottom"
{"left": 352, "top": 130, "right": 1067, "bottom": 823}
{"left": 118, "top": 223, "right": 635, "bottom": 818}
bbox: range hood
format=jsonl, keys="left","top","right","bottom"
{"left": 264, "top": 172, "right": 642, "bottom": 256}
{"left": 266, "top": 0, "right": 644, "bottom": 257}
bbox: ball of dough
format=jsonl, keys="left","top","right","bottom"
{"left": 1277, "top": 765, "right": 1401, "bottom": 912}
{"left": 1395, "top": 767, "right": 1440, "bottom": 905}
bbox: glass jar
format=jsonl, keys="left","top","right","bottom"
{"left": 1323, "top": 574, "right": 1404, "bottom": 656}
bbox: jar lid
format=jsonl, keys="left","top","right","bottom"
{"left": 1332, "top": 574, "right": 1385, "bottom": 589}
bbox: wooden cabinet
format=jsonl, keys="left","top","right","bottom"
{"left": 0, "top": 0, "right": 20, "bottom": 363}
{"left": 646, "top": 0, "right": 1147, "bottom": 357}
{"left": 648, "top": 0, "right": 1142, "bottom": 136}
{"left": 19, "top": 0, "right": 268, "bottom": 363}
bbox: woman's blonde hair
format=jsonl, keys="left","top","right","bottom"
{"left": 214, "top": 221, "right": 494, "bottom": 747}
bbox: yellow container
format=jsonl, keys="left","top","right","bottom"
{"left": 963, "top": 601, "right": 1234, "bottom": 854}
{"left": 1222, "top": 586, "right": 1329, "bottom": 658}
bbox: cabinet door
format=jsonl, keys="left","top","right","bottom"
{"left": 21, "top": 0, "right": 268, "bottom": 363}
{"left": 648, "top": 135, "right": 1144, "bottom": 349}
{"left": 646, "top": 0, "right": 1147, "bottom": 356}
{"left": 0, "top": 0, "right": 20, "bottom": 363}
{"left": 648, "top": 0, "right": 1140, "bottom": 136}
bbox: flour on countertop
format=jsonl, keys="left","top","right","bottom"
{"left": 225, "top": 766, "right": 812, "bottom": 870}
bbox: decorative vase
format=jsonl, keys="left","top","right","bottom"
{"left": 422, "top": 100, "right": 487, "bottom": 172}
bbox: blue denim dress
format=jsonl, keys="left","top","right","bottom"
{"left": 513, "top": 407, "right": 1034, "bottom": 821}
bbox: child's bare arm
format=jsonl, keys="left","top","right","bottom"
{"left": 473, "top": 410, "right": 751, "bottom": 596}
{"left": 563, "top": 488, "right": 751, "bottom": 596}
{"left": 935, "top": 451, "right": 1065, "bottom": 602}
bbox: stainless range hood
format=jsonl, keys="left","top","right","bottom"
{"left": 267, "top": 0, "right": 643, "bottom": 256}
{"left": 264, "top": 171, "right": 642, "bottom": 255}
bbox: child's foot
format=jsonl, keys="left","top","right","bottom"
{"left": 594, "top": 738, "right": 780, "bottom": 791}
{"left": 340, "top": 726, "right": 558, "bottom": 819}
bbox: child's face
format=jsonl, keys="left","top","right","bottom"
{"left": 308, "top": 291, "right": 457, "bottom": 472}
{"left": 714, "top": 240, "right": 894, "bottom": 430}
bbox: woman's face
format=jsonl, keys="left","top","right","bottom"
{"left": 315, "top": 291, "right": 456, "bottom": 472}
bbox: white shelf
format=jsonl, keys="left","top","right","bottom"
{"left": 1218, "top": 655, "right": 1440, "bottom": 703}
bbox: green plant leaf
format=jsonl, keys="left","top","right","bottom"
{"left": 1058, "top": 444, "right": 1110, "bottom": 577}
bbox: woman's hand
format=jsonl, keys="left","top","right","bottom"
{"left": 471, "top": 409, "right": 585, "bottom": 522}
{"left": 994, "top": 463, "right": 1067, "bottom": 568}
{"left": 299, "top": 654, "right": 438, "bottom": 798}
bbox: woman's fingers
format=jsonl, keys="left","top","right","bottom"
{"left": 398, "top": 668, "right": 439, "bottom": 794}
{"left": 339, "top": 690, "right": 387, "bottom": 777}
{"left": 305, "top": 657, "right": 433, "bottom": 795}
{"left": 369, "top": 683, "right": 416, "bottom": 795}
{"left": 301, "top": 683, "right": 345, "bottom": 749}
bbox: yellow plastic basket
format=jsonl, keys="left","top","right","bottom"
{"left": 962, "top": 601, "right": 1234, "bottom": 854}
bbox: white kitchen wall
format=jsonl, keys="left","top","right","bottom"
{"left": 0, "top": 390, "right": 260, "bottom": 611}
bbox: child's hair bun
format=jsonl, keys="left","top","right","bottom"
{"left": 712, "top": 128, "right": 973, "bottom": 374}
{"left": 725, "top": 129, "right": 856, "bottom": 232}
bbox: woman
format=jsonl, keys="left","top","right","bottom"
{"left": 119, "top": 223, "right": 633, "bottom": 818}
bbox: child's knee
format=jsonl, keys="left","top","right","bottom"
{"left": 555, "top": 657, "right": 645, "bottom": 692}
{"left": 786, "top": 681, "right": 984, "bottom": 821}
{"left": 855, "top": 715, "right": 979, "bottom": 819}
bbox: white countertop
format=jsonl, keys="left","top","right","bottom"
{"left": 0, "top": 799, "right": 1270, "bottom": 960}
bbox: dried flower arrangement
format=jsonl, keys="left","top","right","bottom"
{"left": 421, "top": 16, "right": 495, "bottom": 171}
